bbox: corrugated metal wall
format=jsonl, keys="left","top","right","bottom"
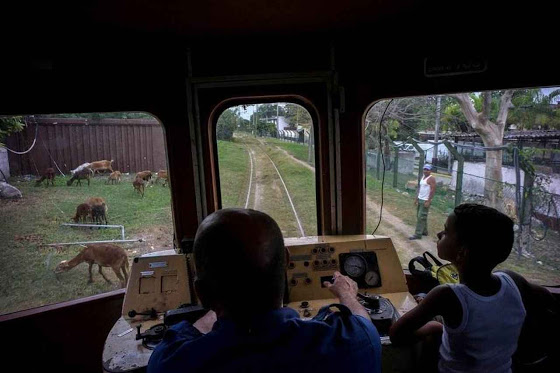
{"left": 5, "top": 117, "right": 167, "bottom": 176}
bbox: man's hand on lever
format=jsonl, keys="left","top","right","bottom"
{"left": 323, "top": 271, "right": 370, "bottom": 320}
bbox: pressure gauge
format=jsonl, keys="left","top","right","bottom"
{"left": 365, "top": 271, "right": 380, "bottom": 287}
{"left": 343, "top": 255, "right": 367, "bottom": 278}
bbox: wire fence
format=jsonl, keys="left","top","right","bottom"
{"left": 366, "top": 143, "right": 560, "bottom": 266}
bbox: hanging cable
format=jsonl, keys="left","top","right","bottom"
{"left": 1, "top": 119, "right": 38, "bottom": 155}
{"left": 372, "top": 99, "right": 394, "bottom": 235}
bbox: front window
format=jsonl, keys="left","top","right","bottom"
{"left": 216, "top": 103, "right": 317, "bottom": 237}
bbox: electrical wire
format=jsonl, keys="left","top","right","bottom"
{"left": 372, "top": 99, "right": 394, "bottom": 235}
{"left": 1, "top": 119, "right": 38, "bottom": 155}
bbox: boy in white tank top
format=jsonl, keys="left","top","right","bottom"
{"left": 390, "top": 203, "right": 559, "bottom": 372}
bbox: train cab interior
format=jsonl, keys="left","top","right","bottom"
{"left": 1, "top": 1, "right": 559, "bottom": 372}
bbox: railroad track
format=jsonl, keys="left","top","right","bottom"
{"left": 241, "top": 137, "right": 305, "bottom": 237}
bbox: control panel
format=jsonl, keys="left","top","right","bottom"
{"left": 284, "top": 235, "right": 417, "bottom": 336}
{"left": 285, "top": 235, "right": 408, "bottom": 302}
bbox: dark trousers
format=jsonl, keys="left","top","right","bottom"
{"left": 415, "top": 201, "right": 430, "bottom": 237}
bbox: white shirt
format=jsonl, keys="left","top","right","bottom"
{"left": 439, "top": 272, "right": 526, "bottom": 373}
{"left": 418, "top": 174, "right": 433, "bottom": 201}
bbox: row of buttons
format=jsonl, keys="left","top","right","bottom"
{"left": 312, "top": 246, "right": 335, "bottom": 254}
{"left": 288, "top": 259, "right": 337, "bottom": 269}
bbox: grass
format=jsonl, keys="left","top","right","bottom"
{"left": 0, "top": 174, "right": 172, "bottom": 315}
{"left": 263, "top": 138, "right": 313, "bottom": 165}
{"left": 217, "top": 139, "right": 250, "bottom": 208}
{"left": 365, "top": 168, "right": 560, "bottom": 285}
{"left": 365, "top": 170, "right": 453, "bottom": 237}
{"left": 260, "top": 142, "right": 317, "bottom": 236}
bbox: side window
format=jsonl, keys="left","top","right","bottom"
{"left": 0, "top": 113, "right": 173, "bottom": 315}
{"left": 216, "top": 103, "right": 317, "bottom": 237}
{"left": 365, "top": 88, "right": 560, "bottom": 285}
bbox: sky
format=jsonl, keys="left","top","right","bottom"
{"left": 541, "top": 87, "right": 560, "bottom": 103}
{"left": 233, "top": 87, "right": 560, "bottom": 120}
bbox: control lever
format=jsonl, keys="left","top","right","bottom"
{"left": 128, "top": 308, "right": 157, "bottom": 319}
{"left": 357, "top": 293, "right": 381, "bottom": 311}
{"left": 164, "top": 304, "right": 207, "bottom": 326}
{"left": 357, "top": 293, "right": 399, "bottom": 336}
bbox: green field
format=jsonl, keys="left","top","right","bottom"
{"left": 0, "top": 174, "right": 173, "bottom": 315}
{"left": 217, "top": 138, "right": 250, "bottom": 208}
{"left": 259, "top": 140, "right": 317, "bottom": 236}
{"left": 365, "top": 169, "right": 560, "bottom": 285}
{"left": 263, "top": 138, "right": 313, "bottom": 165}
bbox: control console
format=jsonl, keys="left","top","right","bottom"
{"left": 284, "top": 235, "right": 417, "bottom": 336}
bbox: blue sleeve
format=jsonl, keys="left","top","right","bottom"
{"left": 319, "top": 311, "right": 381, "bottom": 373}
{"left": 147, "top": 321, "right": 202, "bottom": 373}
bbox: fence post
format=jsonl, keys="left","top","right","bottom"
{"left": 443, "top": 140, "right": 464, "bottom": 206}
{"left": 392, "top": 147, "right": 399, "bottom": 188}
{"left": 409, "top": 139, "right": 425, "bottom": 184}
{"left": 384, "top": 136, "right": 400, "bottom": 188}
{"left": 376, "top": 148, "right": 382, "bottom": 180}
{"left": 517, "top": 152, "right": 535, "bottom": 257}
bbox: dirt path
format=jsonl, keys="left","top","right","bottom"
{"left": 271, "top": 142, "right": 437, "bottom": 262}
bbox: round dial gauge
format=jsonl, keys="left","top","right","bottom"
{"left": 343, "top": 255, "right": 367, "bottom": 278}
{"left": 364, "top": 271, "right": 380, "bottom": 286}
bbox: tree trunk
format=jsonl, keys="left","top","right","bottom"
{"left": 484, "top": 147, "right": 503, "bottom": 209}
{"left": 451, "top": 91, "right": 513, "bottom": 210}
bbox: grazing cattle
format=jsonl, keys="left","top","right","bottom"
{"left": 54, "top": 243, "right": 129, "bottom": 287}
{"left": 72, "top": 203, "right": 92, "bottom": 223}
{"left": 155, "top": 170, "right": 168, "bottom": 186}
{"left": 36, "top": 168, "right": 56, "bottom": 187}
{"left": 67, "top": 169, "right": 91, "bottom": 186}
{"left": 90, "top": 160, "right": 114, "bottom": 175}
{"left": 133, "top": 177, "right": 145, "bottom": 197}
{"left": 107, "top": 171, "right": 122, "bottom": 184}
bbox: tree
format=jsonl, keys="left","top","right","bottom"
{"left": 284, "top": 103, "right": 312, "bottom": 129}
{"left": 216, "top": 108, "right": 240, "bottom": 141}
{"left": 450, "top": 91, "right": 514, "bottom": 208}
{"left": 0, "top": 116, "right": 26, "bottom": 146}
{"left": 508, "top": 89, "right": 560, "bottom": 130}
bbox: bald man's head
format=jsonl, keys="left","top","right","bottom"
{"left": 193, "top": 209, "right": 286, "bottom": 318}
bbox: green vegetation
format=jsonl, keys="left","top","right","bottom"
{"left": 217, "top": 139, "right": 250, "bottom": 207}
{"left": 0, "top": 116, "right": 26, "bottom": 146}
{"left": 261, "top": 142, "right": 317, "bottom": 236}
{"left": 263, "top": 138, "right": 311, "bottom": 164}
{"left": 365, "top": 171, "right": 452, "bottom": 236}
{"left": 0, "top": 175, "right": 172, "bottom": 315}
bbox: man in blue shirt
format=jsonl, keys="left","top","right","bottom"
{"left": 148, "top": 208, "right": 381, "bottom": 373}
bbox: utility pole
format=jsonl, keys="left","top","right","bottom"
{"left": 254, "top": 104, "right": 259, "bottom": 136}
{"left": 433, "top": 96, "right": 441, "bottom": 172}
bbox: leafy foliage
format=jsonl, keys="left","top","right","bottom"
{"left": 284, "top": 103, "right": 312, "bottom": 128}
{"left": 0, "top": 116, "right": 26, "bottom": 146}
{"left": 509, "top": 89, "right": 560, "bottom": 129}
{"left": 216, "top": 108, "right": 241, "bottom": 141}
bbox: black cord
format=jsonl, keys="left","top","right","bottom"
{"left": 372, "top": 99, "right": 394, "bottom": 235}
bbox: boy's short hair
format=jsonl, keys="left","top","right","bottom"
{"left": 453, "top": 203, "right": 514, "bottom": 268}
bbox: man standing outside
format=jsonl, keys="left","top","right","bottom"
{"left": 148, "top": 208, "right": 381, "bottom": 373}
{"left": 410, "top": 164, "right": 436, "bottom": 240}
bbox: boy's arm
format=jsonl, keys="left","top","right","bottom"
{"left": 389, "top": 285, "right": 460, "bottom": 346}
